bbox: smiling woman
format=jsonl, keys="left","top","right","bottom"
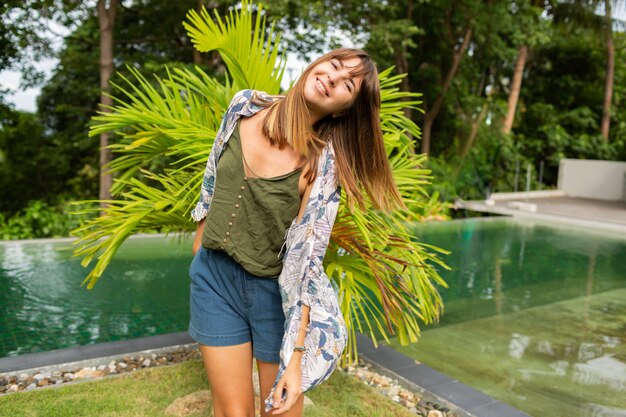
{"left": 71, "top": 3, "right": 446, "bottom": 416}
{"left": 247, "top": 48, "right": 405, "bottom": 213}
{"left": 188, "top": 47, "right": 406, "bottom": 417}
{"left": 305, "top": 57, "right": 363, "bottom": 119}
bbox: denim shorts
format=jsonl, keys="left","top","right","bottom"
{"left": 188, "top": 246, "right": 285, "bottom": 363}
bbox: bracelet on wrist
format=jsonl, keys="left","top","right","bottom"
{"left": 293, "top": 345, "right": 306, "bottom": 353}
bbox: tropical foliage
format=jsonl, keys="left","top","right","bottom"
{"left": 0, "top": 200, "right": 95, "bottom": 240}
{"left": 69, "top": 0, "right": 449, "bottom": 361}
{"left": 3, "top": 1, "right": 625, "bottom": 233}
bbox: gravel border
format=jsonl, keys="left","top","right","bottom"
{"left": 0, "top": 344, "right": 455, "bottom": 416}
{"left": 343, "top": 361, "right": 458, "bottom": 417}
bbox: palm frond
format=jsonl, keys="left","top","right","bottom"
{"left": 71, "top": 0, "right": 449, "bottom": 362}
{"left": 183, "top": 0, "right": 286, "bottom": 93}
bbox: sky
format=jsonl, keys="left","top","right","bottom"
{"left": 1, "top": 62, "right": 56, "bottom": 112}
{"left": 0, "top": 17, "right": 69, "bottom": 112}
{"left": 1, "top": 4, "right": 624, "bottom": 113}
{"left": 0, "top": 45, "right": 313, "bottom": 113}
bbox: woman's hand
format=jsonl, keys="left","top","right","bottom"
{"left": 271, "top": 356, "right": 303, "bottom": 414}
{"left": 271, "top": 305, "right": 309, "bottom": 414}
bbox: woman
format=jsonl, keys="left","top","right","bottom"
{"left": 189, "top": 48, "right": 404, "bottom": 417}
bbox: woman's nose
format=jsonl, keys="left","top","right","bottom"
{"left": 328, "top": 68, "right": 348, "bottom": 88}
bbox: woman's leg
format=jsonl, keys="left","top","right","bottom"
{"left": 257, "top": 360, "right": 304, "bottom": 417}
{"left": 199, "top": 342, "right": 255, "bottom": 417}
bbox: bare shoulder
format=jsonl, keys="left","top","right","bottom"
{"left": 239, "top": 107, "right": 269, "bottom": 128}
{"left": 298, "top": 163, "right": 315, "bottom": 198}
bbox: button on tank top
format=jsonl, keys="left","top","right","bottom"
{"left": 201, "top": 119, "right": 302, "bottom": 278}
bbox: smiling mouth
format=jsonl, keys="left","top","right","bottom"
{"left": 315, "top": 77, "right": 329, "bottom": 97}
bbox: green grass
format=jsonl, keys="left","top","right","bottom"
{"left": 0, "top": 360, "right": 415, "bottom": 417}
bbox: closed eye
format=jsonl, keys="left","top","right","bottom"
{"left": 331, "top": 60, "right": 353, "bottom": 92}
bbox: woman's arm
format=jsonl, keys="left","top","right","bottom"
{"left": 292, "top": 305, "right": 310, "bottom": 356}
{"left": 270, "top": 146, "right": 341, "bottom": 414}
{"left": 192, "top": 218, "right": 205, "bottom": 255}
{"left": 271, "top": 304, "right": 309, "bottom": 414}
{"left": 299, "top": 147, "right": 342, "bottom": 308}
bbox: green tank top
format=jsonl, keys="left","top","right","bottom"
{"left": 201, "top": 119, "right": 302, "bottom": 278}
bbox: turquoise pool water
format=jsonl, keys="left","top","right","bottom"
{"left": 0, "top": 236, "right": 193, "bottom": 357}
{"left": 390, "top": 218, "right": 626, "bottom": 417}
{"left": 1, "top": 219, "right": 624, "bottom": 417}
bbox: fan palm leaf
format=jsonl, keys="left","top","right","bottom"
{"left": 71, "top": 0, "right": 449, "bottom": 361}
{"left": 183, "top": 0, "right": 285, "bottom": 93}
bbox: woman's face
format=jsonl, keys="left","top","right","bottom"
{"left": 303, "top": 56, "right": 364, "bottom": 120}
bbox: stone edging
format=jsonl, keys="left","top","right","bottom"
{"left": 0, "top": 344, "right": 458, "bottom": 417}
{"left": 0, "top": 344, "right": 200, "bottom": 394}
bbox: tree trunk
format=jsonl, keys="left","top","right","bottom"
{"left": 395, "top": 0, "right": 413, "bottom": 144}
{"left": 601, "top": 0, "right": 614, "bottom": 141}
{"left": 455, "top": 65, "right": 490, "bottom": 168}
{"left": 97, "top": 0, "right": 117, "bottom": 208}
{"left": 421, "top": 25, "right": 473, "bottom": 155}
{"left": 193, "top": 0, "right": 203, "bottom": 65}
{"left": 502, "top": 44, "right": 528, "bottom": 134}
{"left": 459, "top": 100, "right": 489, "bottom": 162}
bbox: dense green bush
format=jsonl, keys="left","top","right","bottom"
{"left": 0, "top": 200, "right": 97, "bottom": 240}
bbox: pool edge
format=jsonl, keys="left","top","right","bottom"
{"left": 355, "top": 333, "right": 532, "bottom": 417}
{"left": 0, "top": 332, "right": 532, "bottom": 417}
{"left": 0, "top": 332, "right": 194, "bottom": 375}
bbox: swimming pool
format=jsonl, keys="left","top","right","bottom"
{"left": 390, "top": 218, "right": 626, "bottom": 417}
{"left": 0, "top": 235, "right": 192, "bottom": 358}
{"left": 1, "top": 219, "right": 624, "bottom": 417}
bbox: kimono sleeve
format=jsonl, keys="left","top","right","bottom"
{"left": 189, "top": 89, "right": 252, "bottom": 222}
{"left": 299, "top": 146, "right": 342, "bottom": 307}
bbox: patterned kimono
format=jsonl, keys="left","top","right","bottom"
{"left": 190, "top": 89, "right": 348, "bottom": 411}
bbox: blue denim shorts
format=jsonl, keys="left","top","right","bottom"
{"left": 188, "top": 246, "right": 285, "bottom": 363}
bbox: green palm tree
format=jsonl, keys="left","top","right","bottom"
{"left": 71, "top": 0, "right": 449, "bottom": 362}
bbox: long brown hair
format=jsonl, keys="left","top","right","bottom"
{"left": 252, "top": 48, "right": 404, "bottom": 212}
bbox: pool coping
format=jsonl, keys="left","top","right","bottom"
{"left": 0, "top": 332, "right": 531, "bottom": 417}
{"left": 456, "top": 197, "right": 626, "bottom": 235}
{"left": 355, "top": 334, "right": 531, "bottom": 417}
{"left": 0, "top": 232, "right": 174, "bottom": 245}
{"left": 417, "top": 214, "right": 626, "bottom": 241}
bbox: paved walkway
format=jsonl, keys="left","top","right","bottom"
{"left": 457, "top": 193, "right": 626, "bottom": 233}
